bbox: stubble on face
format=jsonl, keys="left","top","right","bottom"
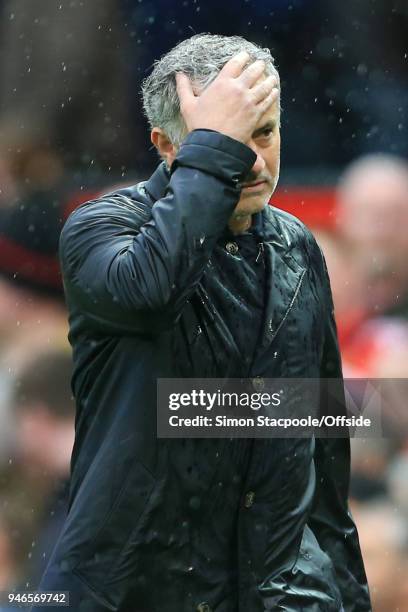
{"left": 231, "top": 113, "right": 281, "bottom": 227}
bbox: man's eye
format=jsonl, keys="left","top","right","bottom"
{"left": 261, "top": 128, "right": 273, "bottom": 137}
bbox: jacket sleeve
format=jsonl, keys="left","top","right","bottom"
{"left": 59, "top": 130, "right": 256, "bottom": 332}
{"left": 309, "top": 247, "right": 372, "bottom": 611}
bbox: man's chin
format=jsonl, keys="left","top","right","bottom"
{"left": 234, "top": 191, "right": 274, "bottom": 216}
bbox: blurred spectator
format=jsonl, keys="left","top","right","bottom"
{"left": 0, "top": 152, "right": 17, "bottom": 206}
{"left": 0, "top": 274, "right": 68, "bottom": 460}
{"left": 315, "top": 230, "right": 408, "bottom": 379}
{"left": 0, "top": 196, "right": 70, "bottom": 460}
{"left": 315, "top": 156, "right": 408, "bottom": 379}
{"left": 12, "top": 350, "right": 74, "bottom": 479}
{"left": 350, "top": 439, "right": 391, "bottom": 502}
{"left": 0, "top": 0, "right": 133, "bottom": 172}
{"left": 387, "top": 453, "right": 408, "bottom": 521}
{"left": 0, "top": 350, "right": 74, "bottom": 589}
{"left": 351, "top": 501, "right": 408, "bottom": 612}
{"left": 341, "top": 315, "right": 408, "bottom": 379}
{"left": 0, "top": 278, "right": 67, "bottom": 373}
{"left": 314, "top": 230, "right": 367, "bottom": 375}
{"left": 0, "top": 511, "right": 18, "bottom": 589}
{"left": 337, "top": 153, "right": 408, "bottom": 317}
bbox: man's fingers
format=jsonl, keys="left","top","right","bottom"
{"left": 220, "top": 51, "right": 251, "bottom": 78}
{"left": 252, "top": 75, "right": 278, "bottom": 103}
{"left": 258, "top": 87, "right": 280, "bottom": 113}
{"left": 175, "top": 72, "right": 195, "bottom": 106}
{"left": 239, "top": 59, "right": 266, "bottom": 87}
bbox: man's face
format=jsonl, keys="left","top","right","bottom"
{"left": 338, "top": 165, "right": 408, "bottom": 284}
{"left": 152, "top": 72, "right": 281, "bottom": 219}
{"left": 233, "top": 95, "right": 281, "bottom": 219}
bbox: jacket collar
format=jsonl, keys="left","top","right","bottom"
{"left": 260, "top": 205, "right": 292, "bottom": 251}
{"left": 221, "top": 204, "right": 291, "bottom": 254}
{"left": 143, "top": 162, "right": 291, "bottom": 254}
{"left": 144, "top": 162, "right": 171, "bottom": 202}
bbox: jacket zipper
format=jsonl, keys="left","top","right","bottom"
{"left": 255, "top": 242, "right": 264, "bottom": 264}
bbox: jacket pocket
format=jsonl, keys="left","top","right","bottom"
{"left": 73, "top": 459, "right": 156, "bottom": 593}
{"left": 289, "top": 526, "right": 343, "bottom": 609}
{"left": 259, "top": 527, "right": 342, "bottom": 611}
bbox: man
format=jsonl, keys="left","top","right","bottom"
{"left": 6, "top": 351, "right": 74, "bottom": 589}
{"left": 337, "top": 153, "right": 408, "bottom": 318}
{"left": 35, "top": 35, "right": 371, "bottom": 611}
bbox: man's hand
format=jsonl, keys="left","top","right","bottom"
{"left": 175, "top": 51, "right": 279, "bottom": 144}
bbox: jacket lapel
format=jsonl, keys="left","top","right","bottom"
{"left": 253, "top": 207, "right": 307, "bottom": 361}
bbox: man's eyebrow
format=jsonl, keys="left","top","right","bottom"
{"left": 252, "top": 121, "right": 276, "bottom": 138}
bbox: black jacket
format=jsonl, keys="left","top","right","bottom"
{"left": 36, "top": 130, "right": 371, "bottom": 612}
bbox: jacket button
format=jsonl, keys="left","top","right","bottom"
{"left": 244, "top": 491, "right": 255, "bottom": 508}
{"left": 197, "top": 603, "right": 212, "bottom": 612}
{"left": 225, "top": 241, "right": 239, "bottom": 255}
{"left": 252, "top": 376, "right": 264, "bottom": 391}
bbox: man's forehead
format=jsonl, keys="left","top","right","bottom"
{"left": 253, "top": 71, "right": 280, "bottom": 121}
{"left": 254, "top": 98, "right": 281, "bottom": 130}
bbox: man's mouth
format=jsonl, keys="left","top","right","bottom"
{"left": 242, "top": 180, "right": 267, "bottom": 191}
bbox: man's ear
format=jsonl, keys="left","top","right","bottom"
{"left": 151, "top": 128, "right": 178, "bottom": 167}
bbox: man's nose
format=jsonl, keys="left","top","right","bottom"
{"left": 249, "top": 147, "right": 266, "bottom": 176}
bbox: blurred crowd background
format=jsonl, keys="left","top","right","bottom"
{"left": 0, "top": 1, "right": 407, "bottom": 610}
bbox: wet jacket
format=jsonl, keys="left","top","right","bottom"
{"left": 36, "top": 130, "right": 371, "bottom": 612}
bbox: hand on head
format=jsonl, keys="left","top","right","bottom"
{"left": 175, "top": 52, "right": 279, "bottom": 144}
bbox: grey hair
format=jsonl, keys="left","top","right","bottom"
{"left": 142, "top": 33, "right": 280, "bottom": 147}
